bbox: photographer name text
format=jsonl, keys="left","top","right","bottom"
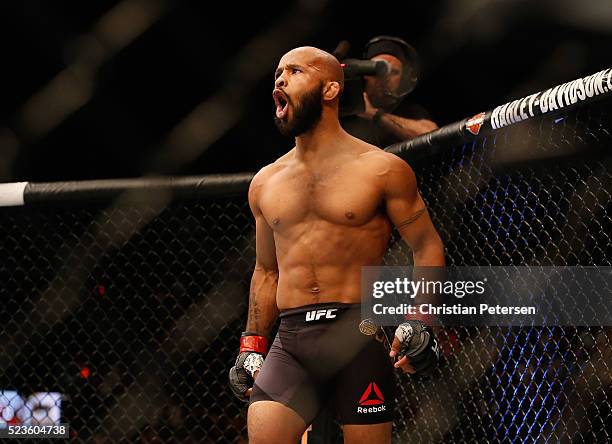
{"left": 371, "top": 303, "right": 536, "bottom": 316}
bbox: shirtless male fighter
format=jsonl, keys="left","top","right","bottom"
{"left": 229, "top": 46, "right": 445, "bottom": 444}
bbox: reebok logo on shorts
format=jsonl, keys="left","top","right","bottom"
{"left": 357, "top": 382, "right": 386, "bottom": 413}
{"left": 305, "top": 308, "right": 337, "bottom": 322}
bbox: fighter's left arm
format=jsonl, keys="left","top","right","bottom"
{"left": 383, "top": 154, "right": 444, "bottom": 267}
{"left": 383, "top": 154, "right": 445, "bottom": 375}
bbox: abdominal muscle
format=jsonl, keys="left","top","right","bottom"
{"left": 274, "top": 216, "right": 391, "bottom": 310}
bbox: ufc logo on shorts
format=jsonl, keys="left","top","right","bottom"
{"left": 305, "top": 309, "right": 337, "bottom": 321}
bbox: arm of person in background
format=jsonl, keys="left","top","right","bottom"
{"left": 383, "top": 154, "right": 445, "bottom": 374}
{"left": 360, "top": 92, "right": 438, "bottom": 140}
{"left": 229, "top": 168, "right": 279, "bottom": 400}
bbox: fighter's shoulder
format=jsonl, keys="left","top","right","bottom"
{"left": 355, "top": 139, "right": 414, "bottom": 178}
{"left": 249, "top": 151, "right": 293, "bottom": 197}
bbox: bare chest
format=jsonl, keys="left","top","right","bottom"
{"left": 259, "top": 168, "right": 383, "bottom": 229}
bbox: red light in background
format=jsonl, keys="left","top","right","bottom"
{"left": 96, "top": 284, "right": 106, "bottom": 296}
{"left": 79, "top": 366, "right": 91, "bottom": 379}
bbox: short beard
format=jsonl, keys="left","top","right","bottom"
{"left": 274, "top": 84, "right": 323, "bottom": 137}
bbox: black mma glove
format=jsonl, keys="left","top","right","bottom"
{"left": 228, "top": 333, "right": 267, "bottom": 402}
{"left": 392, "top": 319, "right": 440, "bottom": 376}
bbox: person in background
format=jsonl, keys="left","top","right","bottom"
{"left": 341, "top": 36, "right": 438, "bottom": 147}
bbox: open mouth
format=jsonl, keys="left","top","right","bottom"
{"left": 273, "top": 89, "right": 289, "bottom": 119}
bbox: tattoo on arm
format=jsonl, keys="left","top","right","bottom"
{"left": 246, "top": 301, "right": 276, "bottom": 334}
{"left": 395, "top": 208, "right": 426, "bottom": 230}
{"left": 247, "top": 297, "right": 261, "bottom": 331}
{"left": 246, "top": 271, "right": 279, "bottom": 335}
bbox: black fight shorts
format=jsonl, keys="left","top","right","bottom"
{"left": 250, "top": 303, "right": 395, "bottom": 425}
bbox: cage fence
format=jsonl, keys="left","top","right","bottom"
{"left": 1, "top": 98, "right": 611, "bottom": 443}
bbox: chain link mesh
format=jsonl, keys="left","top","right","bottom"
{"left": 386, "top": 99, "right": 612, "bottom": 443}
{"left": 1, "top": 100, "right": 610, "bottom": 442}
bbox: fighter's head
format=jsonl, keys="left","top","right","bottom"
{"left": 273, "top": 46, "right": 344, "bottom": 137}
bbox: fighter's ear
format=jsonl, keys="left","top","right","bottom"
{"left": 322, "top": 81, "right": 341, "bottom": 101}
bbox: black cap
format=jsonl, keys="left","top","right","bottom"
{"left": 364, "top": 35, "right": 412, "bottom": 64}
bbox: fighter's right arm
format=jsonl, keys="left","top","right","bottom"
{"left": 229, "top": 169, "right": 280, "bottom": 400}
{"left": 245, "top": 170, "right": 279, "bottom": 336}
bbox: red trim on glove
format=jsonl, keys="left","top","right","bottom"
{"left": 240, "top": 335, "right": 268, "bottom": 356}
{"left": 404, "top": 304, "right": 439, "bottom": 326}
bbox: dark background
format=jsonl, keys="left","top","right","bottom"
{"left": 1, "top": 0, "right": 611, "bottom": 182}
{"left": 1, "top": 2, "right": 611, "bottom": 441}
